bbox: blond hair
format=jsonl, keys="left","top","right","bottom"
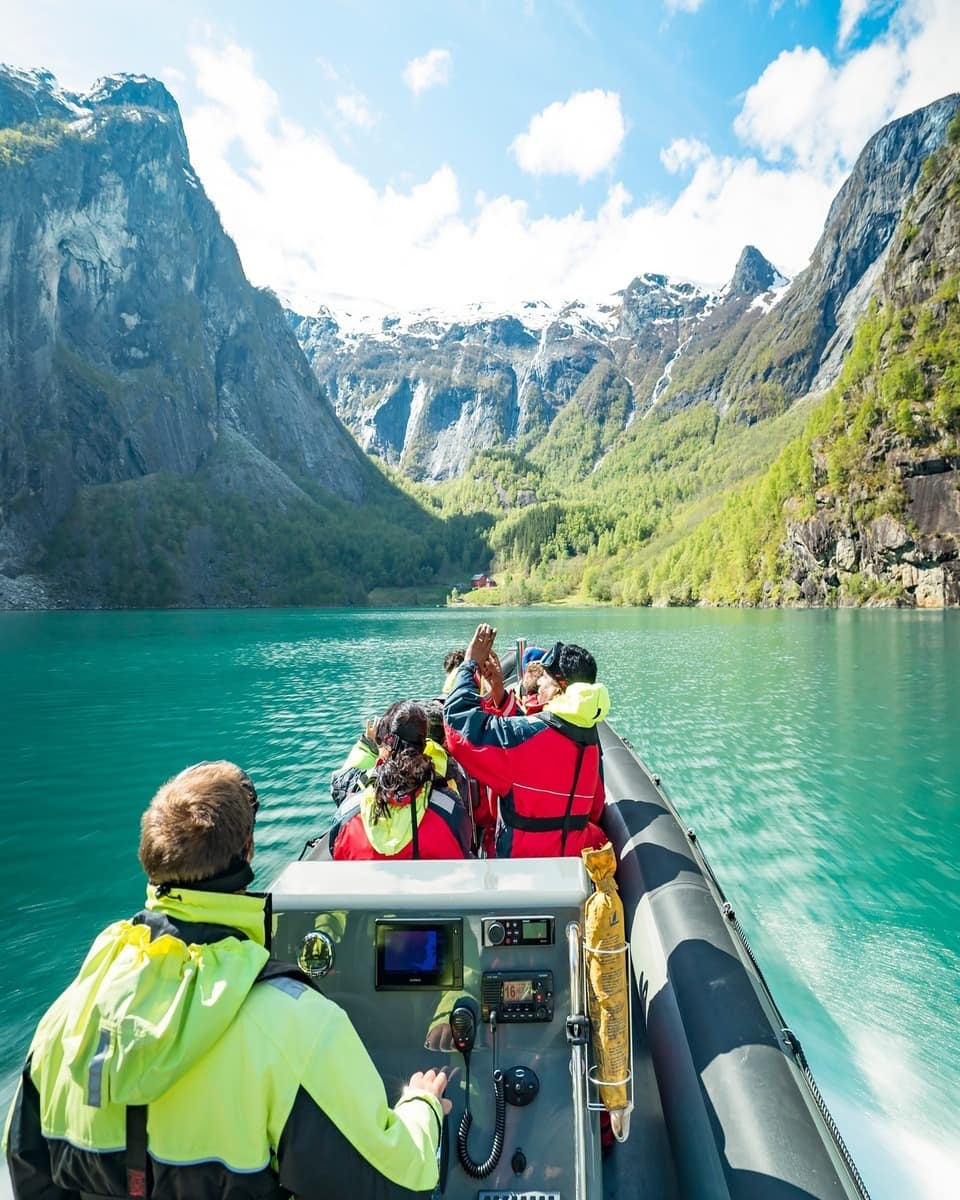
{"left": 139, "top": 761, "right": 256, "bottom": 884}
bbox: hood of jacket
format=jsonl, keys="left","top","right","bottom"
{"left": 358, "top": 782, "right": 431, "bottom": 856}
{"left": 545, "top": 681, "right": 611, "bottom": 728}
{"left": 349, "top": 737, "right": 447, "bottom": 778}
{"left": 424, "top": 738, "right": 448, "bottom": 777}
{"left": 30, "top": 888, "right": 270, "bottom": 1107}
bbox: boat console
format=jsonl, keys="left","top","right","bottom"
{"left": 270, "top": 857, "right": 604, "bottom": 1200}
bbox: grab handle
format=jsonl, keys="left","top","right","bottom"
{"left": 566, "top": 922, "right": 589, "bottom": 1200}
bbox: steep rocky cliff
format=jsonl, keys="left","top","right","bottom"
{"left": 0, "top": 68, "right": 444, "bottom": 607}
{"left": 718, "top": 95, "right": 960, "bottom": 410}
{"left": 777, "top": 113, "right": 960, "bottom": 608}
{"left": 635, "top": 102, "right": 960, "bottom": 609}
{"left": 651, "top": 245, "right": 789, "bottom": 420}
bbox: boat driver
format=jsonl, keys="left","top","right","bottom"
{"left": 4, "top": 760, "right": 450, "bottom": 1199}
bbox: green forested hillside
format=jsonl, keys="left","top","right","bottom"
{"left": 423, "top": 382, "right": 811, "bottom": 604}
{"left": 644, "top": 290, "right": 958, "bottom": 604}
{"left": 433, "top": 116, "right": 960, "bottom": 608}
{"left": 641, "top": 123, "right": 960, "bottom": 607}
{"left": 40, "top": 445, "right": 491, "bottom": 608}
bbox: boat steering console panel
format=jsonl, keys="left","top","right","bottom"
{"left": 269, "top": 858, "right": 602, "bottom": 1200}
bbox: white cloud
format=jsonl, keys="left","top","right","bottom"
{"left": 733, "top": 51, "right": 848, "bottom": 165}
{"left": 336, "top": 92, "right": 376, "bottom": 129}
{"left": 665, "top": 0, "right": 706, "bottom": 13}
{"left": 735, "top": 0, "right": 958, "bottom": 179}
{"left": 511, "top": 90, "right": 626, "bottom": 182}
{"left": 402, "top": 48, "right": 451, "bottom": 96}
{"left": 184, "top": 42, "right": 465, "bottom": 313}
{"left": 660, "top": 136, "right": 710, "bottom": 173}
{"left": 161, "top": 65, "right": 186, "bottom": 88}
{"left": 178, "top": 1, "right": 960, "bottom": 318}
{"left": 181, "top": 42, "right": 823, "bottom": 313}
{"left": 838, "top": 0, "right": 874, "bottom": 47}
{"left": 890, "top": 0, "right": 960, "bottom": 117}
{"left": 0, "top": 0, "right": 98, "bottom": 91}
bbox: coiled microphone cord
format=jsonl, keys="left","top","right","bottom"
{"left": 456, "top": 1057, "right": 505, "bottom": 1179}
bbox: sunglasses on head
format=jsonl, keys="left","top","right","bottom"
{"left": 539, "top": 641, "right": 565, "bottom": 676}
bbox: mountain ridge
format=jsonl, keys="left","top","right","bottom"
{"left": 289, "top": 255, "right": 788, "bottom": 482}
{"left": 0, "top": 66, "right": 469, "bottom": 608}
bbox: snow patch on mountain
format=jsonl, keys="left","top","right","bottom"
{"left": 749, "top": 281, "right": 791, "bottom": 315}
{"left": 293, "top": 285, "right": 689, "bottom": 350}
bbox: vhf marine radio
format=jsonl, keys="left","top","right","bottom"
{"left": 480, "top": 970, "right": 554, "bottom": 1024}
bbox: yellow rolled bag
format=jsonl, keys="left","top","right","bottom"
{"left": 581, "top": 841, "right": 633, "bottom": 1141}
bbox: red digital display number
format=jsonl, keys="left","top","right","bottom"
{"left": 502, "top": 979, "right": 533, "bottom": 1004}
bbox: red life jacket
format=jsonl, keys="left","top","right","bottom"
{"left": 445, "top": 711, "right": 606, "bottom": 859}
{"left": 330, "top": 782, "right": 471, "bottom": 861}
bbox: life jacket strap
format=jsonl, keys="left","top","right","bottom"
{"left": 559, "top": 742, "right": 587, "bottom": 854}
{"left": 500, "top": 806, "right": 589, "bottom": 833}
{"left": 498, "top": 735, "right": 590, "bottom": 843}
{"left": 125, "top": 1105, "right": 149, "bottom": 1198}
{"left": 410, "top": 783, "right": 424, "bottom": 859}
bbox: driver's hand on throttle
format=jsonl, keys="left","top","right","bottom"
{"left": 424, "top": 1021, "right": 456, "bottom": 1053}
{"left": 405, "top": 1067, "right": 453, "bottom": 1115}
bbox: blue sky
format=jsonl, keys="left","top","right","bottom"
{"left": 4, "top": 1, "right": 959, "bottom": 317}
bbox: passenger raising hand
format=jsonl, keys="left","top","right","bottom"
{"left": 479, "top": 649, "right": 506, "bottom": 707}
{"left": 466, "top": 622, "right": 496, "bottom": 666}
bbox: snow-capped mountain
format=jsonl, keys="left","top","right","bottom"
{"left": 288, "top": 260, "right": 785, "bottom": 481}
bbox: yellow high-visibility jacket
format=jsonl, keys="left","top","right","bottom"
{"left": 4, "top": 886, "right": 442, "bottom": 1199}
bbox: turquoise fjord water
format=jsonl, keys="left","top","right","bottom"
{"left": 1, "top": 607, "right": 958, "bottom": 1198}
